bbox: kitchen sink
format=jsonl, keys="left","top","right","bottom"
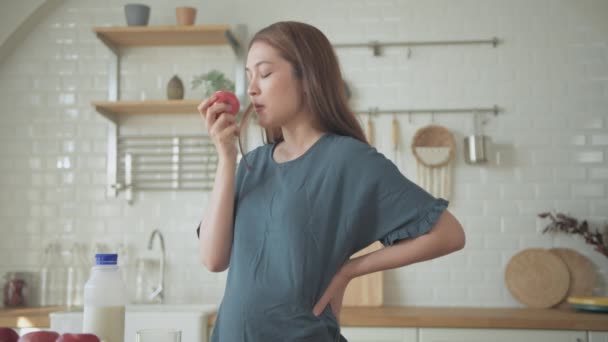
{"left": 50, "top": 304, "right": 217, "bottom": 342}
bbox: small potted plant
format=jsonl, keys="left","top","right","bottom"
{"left": 191, "top": 70, "right": 235, "bottom": 98}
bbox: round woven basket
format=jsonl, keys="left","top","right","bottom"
{"left": 411, "top": 125, "right": 456, "bottom": 168}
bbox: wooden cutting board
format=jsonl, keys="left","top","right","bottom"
{"left": 505, "top": 248, "right": 570, "bottom": 308}
{"left": 343, "top": 241, "right": 383, "bottom": 306}
{"left": 549, "top": 248, "right": 597, "bottom": 308}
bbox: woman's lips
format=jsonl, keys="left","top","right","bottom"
{"left": 254, "top": 105, "right": 265, "bottom": 113}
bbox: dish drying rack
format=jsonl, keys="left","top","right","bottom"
{"left": 112, "top": 134, "right": 217, "bottom": 203}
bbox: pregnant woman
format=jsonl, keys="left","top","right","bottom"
{"left": 196, "top": 21, "right": 466, "bottom": 342}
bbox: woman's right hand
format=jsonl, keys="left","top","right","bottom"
{"left": 197, "top": 95, "right": 240, "bottom": 161}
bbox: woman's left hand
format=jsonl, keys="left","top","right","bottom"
{"left": 313, "top": 261, "right": 354, "bottom": 321}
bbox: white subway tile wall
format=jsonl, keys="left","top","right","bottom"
{"left": 0, "top": 0, "right": 607, "bottom": 307}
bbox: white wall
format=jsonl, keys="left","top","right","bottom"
{"left": 0, "top": 0, "right": 607, "bottom": 308}
{"left": 0, "top": 0, "right": 45, "bottom": 44}
{"left": 0, "top": 0, "right": 64, "bottom": 64}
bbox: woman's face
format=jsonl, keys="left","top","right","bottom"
{"left": 246, "top": 41, "right": 306, "bottom": 128}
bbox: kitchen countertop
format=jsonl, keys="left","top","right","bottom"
{"left": 3, "top": 305, "right": 607, "bottom": 331}
{"left": 208, "top": 306, "right": 608, "bottom": 331}
{"left": 0, "top": 306, "right": 65, "bottom": 328}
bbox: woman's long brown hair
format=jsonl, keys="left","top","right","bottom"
{"left": 238, "top": 21, "right": 367, "bottom": 169}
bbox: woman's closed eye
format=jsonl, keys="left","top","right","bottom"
{"left": 261, "top": 72, "right": 272, "bottom": 79}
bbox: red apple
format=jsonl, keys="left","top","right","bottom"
{"left": 0, "top": 327, "right": 19, "bottom": 342}
{"left": 55, "top": 333, "right": 100, "bottom": 342}
{"left": 17, "top": 331, "right": 59, "bottom": 342}
{"left": 212, "top": 91, "right": 240, "bottom": 115}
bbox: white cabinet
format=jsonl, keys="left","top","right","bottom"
{"left": 589, "top": 331, "right": 608, "bottom": 342}
{"left": 419, "top": 328, "right": 587, "bottom": 342}
{"left": 50, "top": 305, "right": 216, "bottom": 342}
{"left": 341, "top": 327, "right": 417, "bottom": 342}
{"left": 207, "top": 323, "right": 605, "bottom": 341}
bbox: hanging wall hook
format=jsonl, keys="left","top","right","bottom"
{"left": 472, "top": 110, "right": 479, "bottom": 135}
{"left": 372, "top": 41, "right": 382, "bottom": 57}
{"left": 480, "top": 111, "right": 489, "bottom": 127}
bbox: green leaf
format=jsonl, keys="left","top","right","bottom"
{"left": 191, "top": 69, "right": 235, "bottom": 97}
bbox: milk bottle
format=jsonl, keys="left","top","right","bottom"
{"left": 83, "top": 253, "right": 127, "bottom": 342}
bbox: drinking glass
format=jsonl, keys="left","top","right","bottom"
{"left": 135, "top": 329, "right": 181, "bottom": 342}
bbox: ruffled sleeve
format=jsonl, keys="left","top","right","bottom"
{"left": 340, "top": 141, "right": 449, "bottom": 253}
{"left": 378, "top": 197, "right": 448, "bottom": 246}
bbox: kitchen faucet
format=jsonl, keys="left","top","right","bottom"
{"left": 147, "top": 229, "right": 165, "bottom": 303}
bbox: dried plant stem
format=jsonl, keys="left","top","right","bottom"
{"left": 538, "top": 212, "right": 608, "bottom": 258}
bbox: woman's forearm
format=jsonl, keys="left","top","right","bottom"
{"left": 199, "top": 158, "right": 237, "bottom": 272}
{"left": 343, "top": 210, "right": 465, "bottom": 280}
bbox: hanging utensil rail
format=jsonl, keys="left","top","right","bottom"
{"left": 334, "top": 37, "right": 499, "bottom": 49}
{"left": 334, "top": 37, "right": 499, "bottom": 56}
{"left": 354, "top": 105, "right": 499, "bottom": 116}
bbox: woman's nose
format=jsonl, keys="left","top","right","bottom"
{"left": 247, "top": 80, "right": 259, "bottom": 96}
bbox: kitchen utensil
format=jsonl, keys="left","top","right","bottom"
{"left": 411, "top": 125, "right": 455, "bottom": 199}
{"left": 392, "top": 114, "right": 399, "bottom": 165}
{"left": 567, "top": 296, "right": 608, "bottom": 313}
{"left": 464, "top": 111, "right": 490, "bottom": 164}
{"left": 549, "top": 248, "right": 597, "bottom": 308}
{"left": 366, "top": 108, "right": 375, "bottom": 146}
{"left": 505, "top": 248, "right": 570, "bottom": 308}
{"left": 343, "top": 242, "right": 383, "bottom": 306}
{"left": 136, "top": 329, "right": 181, "bottom": 342}
{"left": 464, "top": 135, "right": 490, "bottom": 164}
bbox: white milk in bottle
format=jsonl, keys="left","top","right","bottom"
{"left": 83, "top": 253, "right": 127, "bottom": 342}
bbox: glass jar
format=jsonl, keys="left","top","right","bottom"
{"left": 3, "top": 272, "right": 28, "bottom": 307}
{"left": 39, "top": 242, "right": 66, "bottom": 306}
{"left": 133, "top": 257, "right": 160, "bottom": 304}
{"left": 66, "top": 243, "right": 88, "bottom": 308}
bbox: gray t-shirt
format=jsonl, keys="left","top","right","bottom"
{"left": 201, "top": 132, "right": 449, "bottom": 342}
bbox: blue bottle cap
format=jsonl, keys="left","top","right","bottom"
{"left": 95, "top": 253, "right": 118, "bottom": 265}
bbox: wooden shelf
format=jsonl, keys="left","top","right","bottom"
{"left": 93, "top": 25, "right": 233, "bottom": 48}
{"left": 91, "top": 24, "right": 246, "bottom": 200}
{"left": 93, "top": 100, "right": 200, "bottom": 117}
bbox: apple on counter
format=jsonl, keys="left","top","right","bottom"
{"left": 0, "top": 327, "right": 20, "bottom": 342}
{"left": 17, "top": 331, "right": 59, "bottom": 342}
{"left": 11, "top": 331, "right": 99, "bottom": 342}
{"left": 56, "top": 334, "right": 100, "bottom": 342}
